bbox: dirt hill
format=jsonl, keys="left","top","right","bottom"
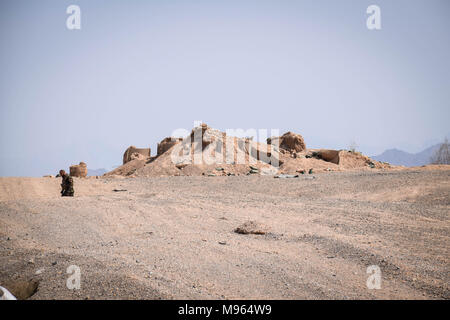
{"left": 105, "top": 124, "right": 393, "bottom": 177}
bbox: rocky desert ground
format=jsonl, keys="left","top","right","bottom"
{"left": 0, "top": 169, "right": 449, "bottom": 300}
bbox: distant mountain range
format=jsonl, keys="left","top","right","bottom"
{"left": 87, "top": 168, "right": 107, "bottom": 176}
{"left": 371, "top": 144, "right": 441, "bottom": 167}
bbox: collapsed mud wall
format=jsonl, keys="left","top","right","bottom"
{"left": 316, "top": 150, "right": 340, "bottom": 164}
{"left": 157, "top": 137, "right": 183, "bottom": 156}
{"left": 123, "top": 146, "right": 151, "bottom": 164}
{"left": 70, "top": 162, "right": 87, "bottom": 178}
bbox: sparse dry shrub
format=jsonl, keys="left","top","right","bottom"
{"left": 430, "top": 138, "right": 450, "bottom": 165}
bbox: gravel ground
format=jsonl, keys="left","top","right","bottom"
{"left": 0, "top": 170, "right": 449, "bottom": 299}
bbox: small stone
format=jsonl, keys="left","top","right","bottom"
{"left": 218, "top": 241, "right": 227, "bottom": 245}
{"left": 51, "top": 261, "right": 57, "bottom": 266}
{"left": 274, "top": 174, "right": 299, "bottom": 179}
{"left": 234, "top": 221, "right": 268, "bottom": 235}
{"left": 35, "top": 268, "right": 45, "bottom": 275}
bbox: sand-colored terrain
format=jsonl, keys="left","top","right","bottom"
{"left": 0, "top": 169, "right": 449, "bottom": 300}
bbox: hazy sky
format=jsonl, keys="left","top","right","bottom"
{"left": 1, "top": 0, "right": 449, "bottom": 176}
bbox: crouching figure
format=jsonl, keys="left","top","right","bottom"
{"left": 59, "top": 170, "right": 74, "bottom": 197}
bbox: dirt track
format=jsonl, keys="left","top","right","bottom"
{"left": 0, "top": 170, "right": 449, "bottom": 299}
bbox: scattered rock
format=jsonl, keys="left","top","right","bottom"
{"left": 218, "top": 241, "right": 227, "bottom": 245}
{"left": 234, "top": 221, "right": 268, "bottom": 235}
{"left": 308, "top": 168, "right": 314, "bottom": 174}
{"left": 176, "top": 163, "right": 188, "bottom": 170}
{"left": 260, "top": 167, "right": 278, "bottom": 175}
{"left": 35, "top": 268, "right": 45, "bottom": 275}
{"left": 274, "top": 174, "right": 299, "bottom": 179}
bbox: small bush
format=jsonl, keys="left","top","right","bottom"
{"left": 430, "top": 138, "right": 450, "bottom": 165}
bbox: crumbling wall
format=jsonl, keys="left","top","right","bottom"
{"left": 123, "top": 146, "right": 151, "bottom": 164}
{"left": 70, "top": 162, "right": 88, "bottom": 178}
{"left": 157, "top": 137, "right": 183, "bottom": 156}
{"left": 317, "top": 150, "right": 340, "bottom": 164}
{"left": 267, "top": 132, "right": 306, "bottom": 153}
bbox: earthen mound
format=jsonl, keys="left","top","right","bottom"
{"left": 268, "top": 131, "right": 306, "bottom": 153}
{"left": 105, "top": 125, "right": 393, "bottom": 177}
